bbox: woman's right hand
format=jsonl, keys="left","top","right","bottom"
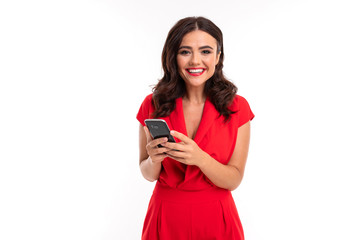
{"left": 144, "top": 126, "right": 169, "bottom": 164}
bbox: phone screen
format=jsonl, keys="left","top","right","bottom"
{"left": 144, "top": 119, "right": 176, "bottom": 143}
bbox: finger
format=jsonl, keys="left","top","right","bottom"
{"left": 150, "top": 154, "right": 168, "bottom": 163}
{"left": 148, "top": 137, "right": 168, "bottom": 148}
{"left": 166, "top": 149, "right": 187, "bottom": 159}
{"left": 147, "top": 146, "right": 169, "bottom": 162}
{"left": 165, "top": 154, "right": 185, "bottom": 164}
{"left": 152, "top": 146, "right": 170, "bottom": 155}
{"left": 162, "top": 142, "right": 186, "bottom": 151}
{"left": 170, "top": 130, "right": 191, "bottom": 144}
{"left": 143, "top": 126, "right": 152, "bottom": 143}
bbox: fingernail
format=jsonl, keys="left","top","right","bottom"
{"left": 170, "top": 130, "right": 174, "bottom": 134}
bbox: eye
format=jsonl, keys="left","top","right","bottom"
{"left": 202, "top": 50, "right": 211, "bottom": 54}
{"left": 179, "top": 50, "right": 191, "bottom": 55}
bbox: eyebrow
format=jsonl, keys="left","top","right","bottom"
{"left": 178, "top": 45, "right": 214, "bottom": 50}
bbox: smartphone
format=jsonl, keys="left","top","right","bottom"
{"left": 144, "top": 119, "right": 176, "bottom": 147}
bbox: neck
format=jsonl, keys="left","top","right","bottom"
{"left": 184, "top": 86, "right": 206, "bottom": 104}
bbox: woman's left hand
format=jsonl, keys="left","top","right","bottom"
{"left": 162, "top": 130, "right": 208, "bottom": 167}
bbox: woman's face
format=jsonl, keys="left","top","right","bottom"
{"left": 177, "top": 30, "right": 221, "bottom": 89}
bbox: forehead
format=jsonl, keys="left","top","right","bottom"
{"left": 180, "top": 30, "right": 217, "bottom": 47}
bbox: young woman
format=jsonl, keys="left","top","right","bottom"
{"left": 137, "top": 16, "right": 254, "bottom": 239}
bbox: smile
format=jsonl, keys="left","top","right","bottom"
{"left": 186, "top": 68, "right": 206, "bottom": 76}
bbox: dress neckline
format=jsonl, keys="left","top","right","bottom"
{"left": 178, "top": 96, "right": 207, "bottom": 140}
{"left": 174, "top": 96, "right": 218, "bottom": 144}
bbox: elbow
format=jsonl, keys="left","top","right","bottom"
{"left": 140, "top": 170, "right": 159, "bottom": 182}
{"left": 144, "top": 175, "right": 158, "bottom": 182}
{"left": 227, "top": 166, "right": 244, "bottom": 191}
{"left": 139, "top": 156, "right": 162, "bottom": 182}
{"left": 228, "top": 181, "right": 241, "bottom": 191}
{"left": 228, "top": 186, "right": 237, "bottom": 191}
{"left": 228, "top": 178, "right": 244, "bottom": 191}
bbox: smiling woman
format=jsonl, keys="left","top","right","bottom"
{"left": 177, "top": 30, "right": 221, "bottom": 89}
{"left": 136, "top": 16, "right": 254, "bottom": 240}
{"left": 151, "top": 17, "right": 237, "bottom": 122}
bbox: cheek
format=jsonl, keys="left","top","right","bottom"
{"left": 176, "top": 58, "right": 186, "bottom": 77}
{"left": 205, "top": 57, "right": 217, "bottom": 69}
{"left": 176, "top": 56, "right": 186, "bottom": 68}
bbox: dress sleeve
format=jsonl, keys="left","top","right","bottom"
{"left": 136, "top": 94, "right": 153, "bottom": 126}
{"left": 233, "top": 95, "right": 255, "bottom": 128}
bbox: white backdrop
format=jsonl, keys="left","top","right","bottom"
{"left": 1, "top": 0, "right": 359, "bottom": 239}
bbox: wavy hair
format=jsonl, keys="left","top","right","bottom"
{"left": 152, "top": 16, "right": 237, "bottom": 121}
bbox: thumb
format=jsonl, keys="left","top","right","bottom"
{"left": 143, "top": 126, "right": 153, "bottom": 143}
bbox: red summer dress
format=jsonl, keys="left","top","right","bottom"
{"left": 137, "top": 94, "right": 254, "bottom": 240}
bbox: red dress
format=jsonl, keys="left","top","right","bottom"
{"left": 137, "top": 94, "right": 254, "bottom": 240}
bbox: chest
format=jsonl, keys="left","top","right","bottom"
{"left": 162, "top": 97, "right": 238, "bottom": 164}
{"left": 182, "top": 102, "right": 204, "bottom": 140}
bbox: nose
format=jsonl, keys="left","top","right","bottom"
{"left": 190, "top": 52, "right": 201, "bottom": 66}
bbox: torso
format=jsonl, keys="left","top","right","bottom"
{"left": 182, "top": 99, "right": 205, "bottom": 140}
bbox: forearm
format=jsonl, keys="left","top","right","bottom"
{"left": 139, "top": 157, "right": 162, "bottom": 182}
{"left": 198, "top": 153, "right": 243, "bottom": 191}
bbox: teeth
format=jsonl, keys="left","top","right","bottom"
{"left": 188, "top": 69, "right": 204, "bottom": 73}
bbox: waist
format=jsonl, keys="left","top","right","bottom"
{"left": 152, "top": 182, "right": 231, "bottom": 204}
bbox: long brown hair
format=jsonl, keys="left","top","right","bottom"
{"left": 152, "top": 16, "right": 237, "bottom": 121}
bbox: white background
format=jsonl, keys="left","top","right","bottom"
{"left": 1, "top": 0, "right": 359, "bottom": 239}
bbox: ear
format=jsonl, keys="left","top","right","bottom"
{"left": 216, "top": 51, "right": 221, "bottom": 65}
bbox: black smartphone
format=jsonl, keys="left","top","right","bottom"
{"left": 144, "top": 119, "right": 176, "bottom": 147}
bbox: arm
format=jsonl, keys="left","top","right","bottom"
{"left": 199, "top": 121, "right": 251, "bottom": 190}
{"left": 139, "top": 124, "right": 169, "bottom": 182}
{"left": 163, "top": 121, "right": 251, "bottom": 191}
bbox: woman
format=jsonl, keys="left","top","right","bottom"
{"left": 137, "top": 16, "right": 254, "bottom": 240}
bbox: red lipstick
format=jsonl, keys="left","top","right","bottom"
{"left": 186, "top": 68, "right": 206, "bottom": 76}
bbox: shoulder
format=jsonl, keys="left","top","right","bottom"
{"left": 228, "top": 94, "right": 255, "bottom": 127}
{"left": 228, "top": 95, "right": 251, "bottom": 112}
{"left": 139, "top": 93, "right": 154, "bottom": 107}
{"left": 136, "top": 93, "right": 155, "bottom": 126}
{"left": 144, "top": 93, "right": 153, "bottom": 102}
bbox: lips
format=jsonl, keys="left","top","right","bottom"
{"left": 186, "top": 68, "right": 206, "bottom": 76}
